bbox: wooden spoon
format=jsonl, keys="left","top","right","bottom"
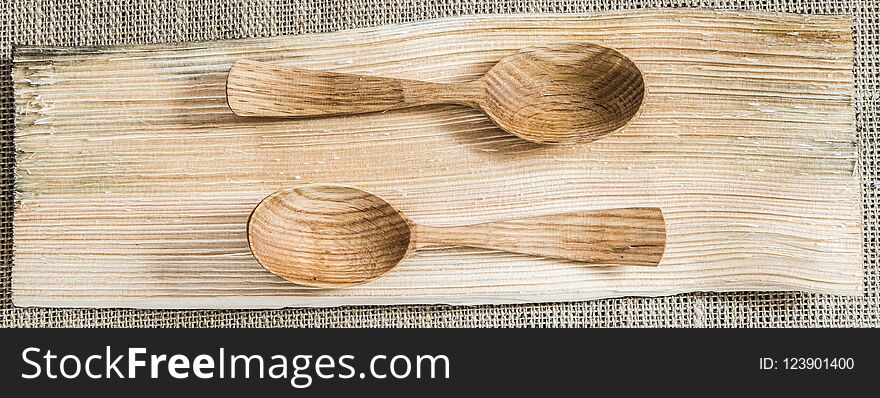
{"left": 247, "top": 185, "right": 665, "bottom": 288}
{"left": 226, "top": 43, "right": 646, "bottom": 144}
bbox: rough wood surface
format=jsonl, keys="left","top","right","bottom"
{"left": 247, "top": 185, "right": 665, "bottom": 288}
{"left": 12, "top": 9, "right": 861, "bottom": 308}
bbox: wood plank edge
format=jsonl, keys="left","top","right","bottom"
{"left": 8, "top": 9, "right": 853, "bottom": 59}
{"left": 11, "top": 286, "right": 865, "bottom": 309}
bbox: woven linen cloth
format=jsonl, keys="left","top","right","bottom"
{"left": 0, "top": 0, "right": 876, "bottom": 327}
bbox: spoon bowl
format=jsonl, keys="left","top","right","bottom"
{"left": 247, "top": 185, "right": 412, "bottom": 288}
{"left": 227, "top": 43, "right": 646, "bottom": 144}
{"left": 479, "top": 43, "right": 645, "bottom": 143}
{"left": 248, "top": 185, "right": 666, "bottom": 288}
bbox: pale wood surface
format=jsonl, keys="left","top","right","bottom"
{"left": 247, "top": 185, "right": 665, "bottom": 288}
{"left": 12, "top": 9, "right": 861, "bottom": 308}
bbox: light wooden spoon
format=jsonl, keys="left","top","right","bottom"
{"left": 226, "top": 43, "right": 646, "bottom": 144}
{"left": 247, "top": 185, "right": 666, "bottom": 288}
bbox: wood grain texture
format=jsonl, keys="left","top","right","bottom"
{"left": 227, "top": 43, "right": 646, "bottom": 144}
{"left": 413, "top": 208, "right": 665, "bottom": 264}
{"left": 247, "top": 185, "right": 665, "bottom": 288}
{"left": 12, "top": 9, "right": 862, "bottom": 308}
{"left": 227, "top": 59, "right": 485, "bottom": 114}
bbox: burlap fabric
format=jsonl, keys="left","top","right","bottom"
{"left": 0, "top": 0, "right": 876, "bottom": 327}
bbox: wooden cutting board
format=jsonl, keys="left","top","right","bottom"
{"left": 12, "top": 9, "right": 862, "bottom": 309}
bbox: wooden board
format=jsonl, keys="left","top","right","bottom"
{"left": 12, "top": 9, "right": 862, "bottom": 309}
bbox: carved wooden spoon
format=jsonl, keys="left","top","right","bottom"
{"left": 247, "top": 185, "right": 665, "bottom": 288}
{"left": 226, "top": 43, "right": 646, "bottom": 144}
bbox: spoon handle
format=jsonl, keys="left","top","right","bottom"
{"left": 413, "top": 208, "right": 665, "bottom": 266}
{"left": 227, "top": 59, "right": 482, "bottom": 117}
